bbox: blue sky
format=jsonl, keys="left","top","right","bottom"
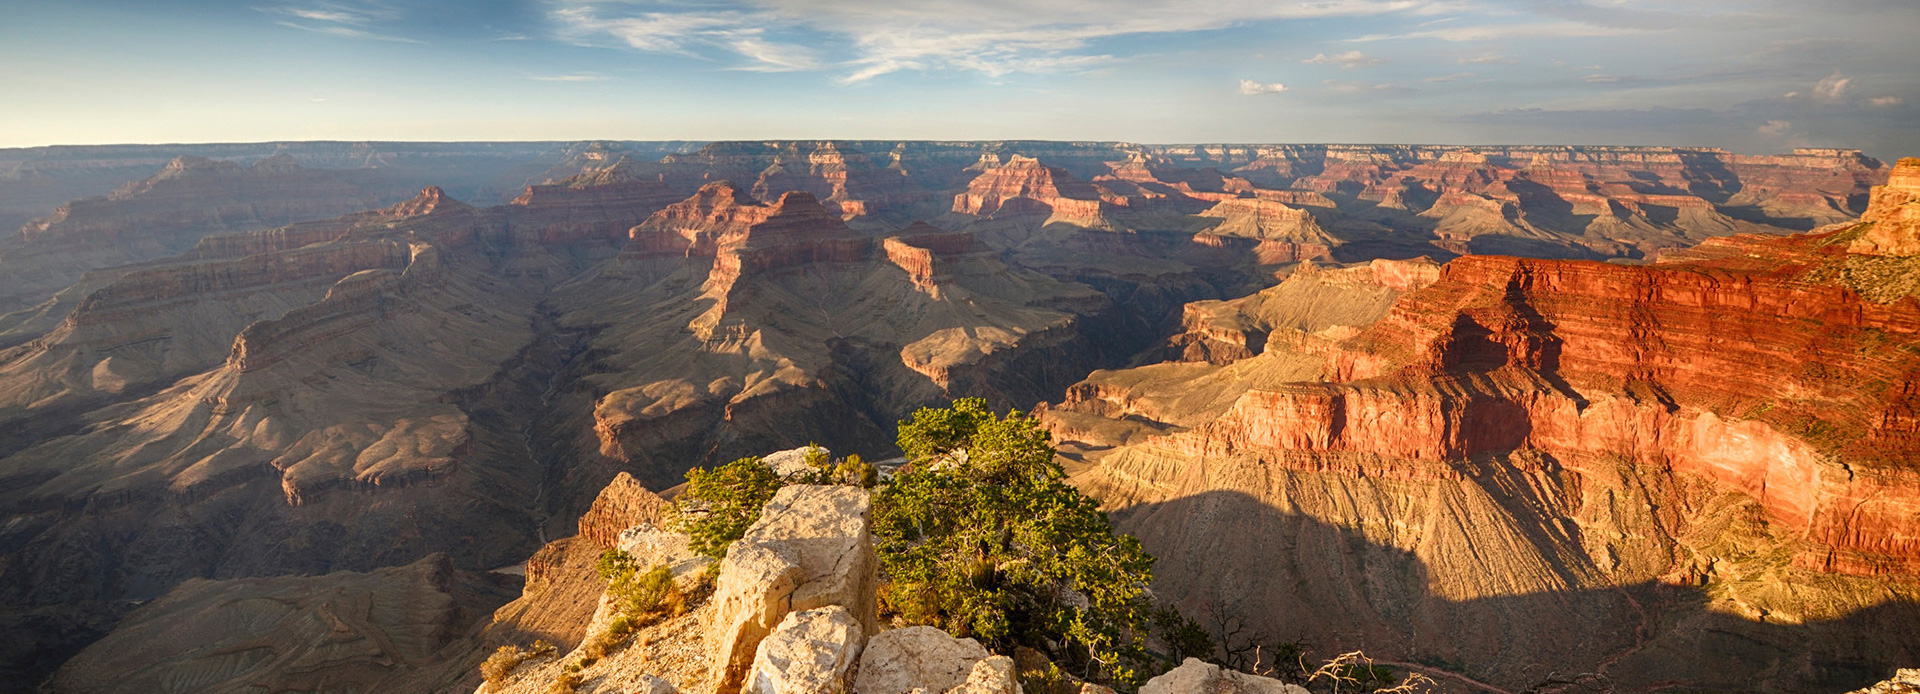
{"left": 2, "top": 0, "right": 1915, "bottom": 157}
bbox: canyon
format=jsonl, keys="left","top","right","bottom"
{"left": 0, "top": 140, "right": 1906, "bottom": 693}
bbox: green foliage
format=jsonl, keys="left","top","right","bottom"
{"left": 838, "top": 453, "right": 880, "bottom": 488}
{"left": 1017, "top": 659, "right": 1081, "bottom": 694}
{"left": 597, "top": 550, "right": 679, "bottom": 621}
{"left": 789, "top": 444, "right": 880, "bottom": 488}
{"left": 667, "top": 456, "right": 785, "bottom": 559}
{"left": 895, "top": 397, "right": 998, "bottom": 462}
{"left": 875, "top": 398, "right": 1159, "bottom": 687}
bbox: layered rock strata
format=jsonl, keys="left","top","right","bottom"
{"left": 1043, "top": 161, "right": 1920, "bottom": 692}
{"left": 561, "top": 183, "right": 1110, "bottom": 488}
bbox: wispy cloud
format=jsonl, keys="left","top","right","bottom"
{"left": 1303, "top": 50, "right": 1381, "bottom": 68}
{"left": 550, "top": 6, "right": 820, "bottom": 72}
{"left": 1239, "top": 79, "right": 1289, "bottom": 95}
{"left": 274, "top": 20, "right": 422, "bottom": 43}
{"left": 1869, "top": 96, "right": 1905, "bottom": 108}
{"left": 267, "top": 1, "right": 419, "bottom": 43}
{"left": 548, "top": 0, "right": 1450, "bottom": 81}
{"left": 1758, "top": 119, "right": 1792, "bottom": 136}
{"left": 1425, "top": 72, "right": 1475, "bottom": 82}
{"left": 1458, "top": 52, "right": 1512, "bottom": 64}
{"left": 1352, "top": 21, "right": 1652, "bottom": 42}
{"left": 1324, "top": 79, "right": 1415, "bottom": 94}
{"left": 529, "top": 74, "right": 609, "bottom": 82}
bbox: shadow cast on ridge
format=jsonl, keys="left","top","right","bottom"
{"left": 1111, "top": 489, "right": 1920, "bottom": 694}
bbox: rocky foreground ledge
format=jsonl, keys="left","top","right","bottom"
{"left": 481, "top": 472, "right": 1310, "bottom": 694}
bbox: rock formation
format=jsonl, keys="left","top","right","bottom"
{"left": 0, "top": 140, "right": 1895, "bottom": 693}
{"left": 746, "top": 606, "right": 865, "bottom": 694}
{"left": 1139, "top": 659, "right": 1306, "bottom": 694}
{"left": 709, "top": 485, "right": 878, "bottom": 694}
{"left": 1043, "top": 161, "right": 1920, "bottom": 691}
{"left": 470, "top": 474, "right": 875, "bottom": 694}
{"left": 1849, "top": 158, "right": 1920, "bottom": 256}
{"left": 557, "top": 182, "right": 1112, "bottom": 489}
{"left": 852, "top": 627, "right": 1017, "bottom": 694}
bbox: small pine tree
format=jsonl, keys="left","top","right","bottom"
{"left": 876, "top": 398, "right": 1160, "bottom": 687}
{"left": 666, "top": 456, "right": 785, "bottom": 559}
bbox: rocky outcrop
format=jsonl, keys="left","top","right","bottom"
{"left": 708, "top": 485, "right": 878, "bottom": 694}
{"left": 1849, "top": 158, "right": 1920, "bottom": 256}
{"left": 953, "top": 155, "right": 1106, "bottom": 224}
{"left": 1139, "top": 659, "right": 1306, "bottom": 694}
{"left": 1195, "top": 198, "right": 1332, "bottom": 244}
{"left": 851, "top": 627, "right": 1013, "bottom": 694}
{"left": 746, "top": 606, "right": 865, "bottom": 694}
{"left": 579, "top": 471, "right": 668, "bottom": 550}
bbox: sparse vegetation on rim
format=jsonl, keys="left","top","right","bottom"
{"left": 481, "top": 640, "right": 557, "bottom": 691}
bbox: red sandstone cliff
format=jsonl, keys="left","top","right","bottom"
{"left": 1044, "top": 158, "right": 1920, "bottom": 692}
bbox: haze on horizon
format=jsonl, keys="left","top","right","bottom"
{"left": 2, "top": 0, "right": 1915, "bottom": 158}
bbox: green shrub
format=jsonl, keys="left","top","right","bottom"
{"left": 667, "top": 456, "right": 785, "bottom": 559}
{"left": 597, "top": 550, "right": 676, "bottom": 618}
{"left": 874, "top": 398, "right": 1159, "bottom": 687}
{"left": 1017, "top": 659, "right": 1081, "bottom": 694}
{"left": 837, "top": 453, "right": 879, "bottom": 488}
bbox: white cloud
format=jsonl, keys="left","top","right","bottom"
{"left": 726, "top": 37, "right": 823, "bottom": 71}
{"left": 1303, "top": 50, "right": 1381, "bottom": 68}
{"left": 1814, "top": 70, "right": 1853, "bottom": 101}
{"left": 1870, "top": 96, "right": 1905, "bottom": 108}
{"left": 1425, "top": 72, "right": 1475, "bottom": 82}
{"left": 1585, "top": 74, "right": 1618, "bottom": 83}
{"left": 1758, "top": 120, "right": 1792, "bottom": 136}
{"left": 1239, "top": 80, "right": 1289, "bottom": 95}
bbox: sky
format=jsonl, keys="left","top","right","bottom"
{"left": 1, "top": 0, "right": 1915, "bottom": 157}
